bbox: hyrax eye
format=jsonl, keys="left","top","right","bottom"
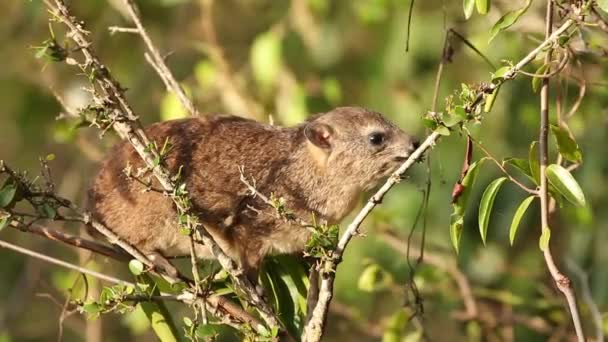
{"left": 368, "top": 132, "right": 385, "bottom": 146}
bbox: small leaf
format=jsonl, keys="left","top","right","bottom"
{"left": 250, "top": 30, "right": 282, "bottom": 91}
{"left": 476, "top": 0, "right": 490, "bottom": 15}
{"left": 483, "top": 85, "right": 500, "bottom": 113}
{"left": 491, "top": 66, "right": 511, "bottom": 82}
{"left": 529, "top": 141, "right": 540, "bottom": 184}
{"left": 0, "top": 215, "right": 9, "bottom": 232}
{"left": 450, "top": 214, "right": 464, "bottom": 254}
{"left": 46, "top": 153, "right": 56, "bottom": 161}
{"left": 539, "top": 227, "right": 551, "bottom": 251}
{"left": 450, "top": 159, "right": 487, "bottom": 253}
{"left": 435, "top": 125, "right": 451, "bottom": 136}
{"left": 488, "top": 0, "right": 532, "bottom": 42}
{"left": 532, "top": 64, "right": 549, "bottom": 93}
{"left": 0, "top": 184, "right": 17, "bottom": 208}
{"left": 550, "top": 124, "right": 582, "bottom": 163}
{"left": 478, "top": 177, "right": 508, "bottom": 244}
{"left": 597, "top": 0, "right": 608, "bottom": 12}
{"left": 82, "top": 303, "right": 103, "bottom": 315}
{"left": 503, "top": 157, "right": 536, "bottom": 183}
{"left": 40, "top": 203, "right": 57, "bottom": 219}
{"left": 546, "top": 164, "right": 586, "bottom": 206}
{"left": 129, "top": 259, "right": 145, "bottom": 276}
{"left": 509, "top": 196, "right": 535, "bottom": 245}
{"left": 358, "top": 263, "right": 393, "bottom": 292}
{"left": 463, "top": 0, "right": 475, "bottom": 19}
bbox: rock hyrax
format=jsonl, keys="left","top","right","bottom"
{"left": 87, "top": 106, "right": 418, "bottom": 278}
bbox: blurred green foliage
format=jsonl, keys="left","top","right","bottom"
{"left": 0, "top": 0, "right": 607, "bottom": 341}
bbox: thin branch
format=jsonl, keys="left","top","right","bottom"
{"left": 538, "top": 2, "right": 585, "bottom": 341}
{"left": 566, "top": 259, "right": 604, "bottom": 342}
{"left": 469, "top": 136, "right": 538, "bottom": 195}
{"left": 0, "top": 239, "right": 132, "bottom": 286}
{"left": 119, "top": 0, "right": 199, "bottom": 116}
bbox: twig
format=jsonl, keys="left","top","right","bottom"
{"left": 468, "top": 136, "right": 538, "bottom": 195}
{"left": 566, "top": 259, "right": 604, "bottom": 342}
{"left": 119, "top": 0, "right": 199, "bottom": 116}
{"left": 538, "top": 2, "right": 585, "bottom": 341}
{"left": 0, "top": 239, "right": 132, "bottom": 286}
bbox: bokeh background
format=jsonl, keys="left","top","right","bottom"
{"left": 0, "top": 0, "right": 606, "bottom": 341}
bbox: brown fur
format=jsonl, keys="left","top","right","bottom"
{"left": 87, "top": 107, "right": 417, "bottom": 277}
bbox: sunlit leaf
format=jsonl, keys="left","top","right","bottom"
{"left": 382, "top": 310, "right": 408, "bottom": 342}
{"left": 463, "top": 0, "right": 475, "bottom": 19}
{"left": 478, "top": 177, "right": 508, "bottom": 245}
{"left": 546, "top": 164, "right": 586, "bottom": 206}
{"left": 251, "top": 30, "right": 282, "bottom": 91}
{"left": 509, "top": 196, "right": 535, "bottom": 245}
{"left": 435, "top": 125, "right": 450, "bottom": 136}
{"left": 529, "top": 141, "right": 540, "bottom": 184}
{"left": 139, "top": 302, "right": 179, "bottom": 342}
{"left": 488, "top": 0, "right": 532, "bottom": 42}
{"left": 128, "top": 259, "right": 144, "bottom": 276}
{"left": 550, "top": 124, "right": 582, "bottom": 164}
{"left": 539, "top": 227, "right": 551, "bottom": 251}
{"left": 0, "top": 215, "right": 9, "bottom": 232}
{"left": 597, "top": 0, "right": 608, "bottom": 12}
{"left": 358, "top": 263, "right": 393, "bottom": 292}
{"left": 160, "top": 86, "right": 191, "bottom": 121}
{"left": 476, "top": 0, "right": 490, "bottom": 15}
{"left": 531, "top": 64, "right": 549, "bottom": 93}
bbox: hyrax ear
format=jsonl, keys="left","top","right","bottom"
{"left": 304, "top": 122, "right": 333, "bottom": 150}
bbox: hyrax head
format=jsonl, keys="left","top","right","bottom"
{"left": 304, "top": 106, "right": 419, "bottom": 190}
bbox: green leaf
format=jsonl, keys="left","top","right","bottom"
{"left": 46, "top": 153, "right": 56, "bottom": 161}
{"left": 529, "top": 141, "right": 540, "bottom": 184}
{"left": 491, "top": 66, "right": 511, "bottom": 82}
{"left": 39, "top": 203, "right": 57, "bottom": 219}
{"left": 0, "top": 184, "right": 17, "bottom": 208}
{"left": 128, "top": 259, "right": 144, "bottom": 276}
{"left": 531, "top": 64, "right": 549, "bottom": 93}
{"left": 450, "top": 158, "right": 487, "bottom": 253}
{"left": 82, "top": 302, "right": 103, "bottom": 315}
{"left": 550, "top": 124, "right": 583, "bottom": 163}
{"left": 250, "top": 30, "right": 282, "bottom": 91}
{"left": 450, "top": 214, "right": 464, "bottom": 254}
{"left": 476, "top": 0, "right": 490, "bottom": 14}
{"left": 488, "top": 0, "right": 532, "bottom": 42}
{"left": 478, "top": 177, "right": 508, "bottom": 245}
{"left": 463, "top": 0, "right": 475, "bottom": 19}
{"left": 503, "top": 157, "right": 536, "bottom": 184}
{"left": 509, "top": 196, "right": 535, "bottom": 245}
{"left": 483, "top": 85, "right": 500, "bottom": 113}
{"left": 139, "top": 302, "right": 179, "bottom": 342}
{"left": 358, "top": 263, "right": 393, "bottom": 292}
{"left": 546, "top": 164, "right": 586, "bottom": 206}
{"left": 383, "top": 310, "right": 408, "bottom": 342}
{"left": 539, "top": 227, "right": 551, "bottom": 251}
{"left": 435, "top": 125, "right": 450, "bottom": 136}
{"left": 597, "top": 0, "right": 608, "bottom": 12}
{"left": 0, "top": 215, "right": 9, "bottom": 232}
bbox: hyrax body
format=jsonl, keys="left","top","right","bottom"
{"left": 88, "top": 107, "right": 417, "bottom": 278}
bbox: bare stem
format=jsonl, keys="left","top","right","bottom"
{"left": 120, "top": 0, "right": 199, "bottom": 116}
{"left": 538, "top": 2, "right": 585, "bottom": 341}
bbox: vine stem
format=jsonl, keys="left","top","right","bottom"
{"left": 538, "top": 1, "right": 585, "bottom": 341}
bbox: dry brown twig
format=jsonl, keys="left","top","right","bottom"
{"left": 115, "top": 0, "right": 199, "bottom": 116}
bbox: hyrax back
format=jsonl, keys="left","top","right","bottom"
{"left": 87, "top": 107, "right": 417, "bottom": 275}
